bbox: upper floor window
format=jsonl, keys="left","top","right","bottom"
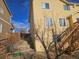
{"left": 41, "top": 3, "right": 49, "bottom": 9}
{"left": 45, "top": 17, "right": 53, "bottom": 28}
{"left": 64, "top": 5, "right": 70, "bottom": 10}
{"left": 59, "top": 18, "right": 66, "bottom": 26}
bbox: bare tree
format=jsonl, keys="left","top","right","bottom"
{"left": 32, "top": 27, "right": 59, "bottom": 59}
{"left": 34, "top": 29, "right": 51, "bottom": 59}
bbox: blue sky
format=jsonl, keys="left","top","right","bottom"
{"left": 68, "top": 0, "right": 79, "bottom": 3}
{"left": 5, "top": 0, "right": 79, "bottom": 32}
{"left": 5, "top": 0, "right": 30, "bottom": 32}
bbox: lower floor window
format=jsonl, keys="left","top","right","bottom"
{"left": 77, "top": 18, "right": 79, "bottom": 23}
{"left": 0, "top": 24, "right": 2, "bottom": 33}
{"left": 59, "top": 18, "right": 66, "bottom": 26}
{"left": 45, "top": 17, "right": 53, "bottom": 28}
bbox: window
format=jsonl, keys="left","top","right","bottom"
{"left": 0, "top": 6, "right": 4, "bottom": 14}
{"left": 41, "top": 3, "right": 49, "bottom": 9}
{"left": 77, "top": 18, "right": 79, "bottom": 23}
{"left": 45, "top": 17, "right": 53, "bottom": 28}
{"left": 64, "top": 5, "right": 70, "bottom": 10}
{"left": 0, "top": 24, "right": 2, "bottom": 33}
{"left": 59, "top": 18, "right": 66, "bottom": 26}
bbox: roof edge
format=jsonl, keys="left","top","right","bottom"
{"left": 3, "top": 0, "right": 12, "bottom": 16}
{"left": 60, "top": 0, "right": 79, "bottom": 5}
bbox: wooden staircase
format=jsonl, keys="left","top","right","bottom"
{"left": 54, "top": 23, "right": 79, "bottom": 56}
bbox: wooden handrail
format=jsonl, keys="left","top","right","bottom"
{"left": 57, "top": 27, "right": 71, "bottom": 42}
{"left": 59, "top": 24, "right": 79, "bottom": 50}
{"left": 57, "top": 23, "right": 78, "bottom": 42}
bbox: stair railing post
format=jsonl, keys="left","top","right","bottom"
{"left": 67, "top": 15, "right": 74, "bottom": 30}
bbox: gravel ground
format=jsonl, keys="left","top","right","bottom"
{"left": 71, "top": 50, "right": 79, "bottom": 59}
{"left": 2, "top": 39, "right": 79, "bottom": 59}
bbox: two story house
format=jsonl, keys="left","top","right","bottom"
{"left": 0, "top": 0, "right": 12, "bottom": 33}
{"left": 29, "top": 0, "right": 79, "bottom": 51}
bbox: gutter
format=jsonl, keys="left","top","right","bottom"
{"left": 60, "top": 0, "right": 79, "bottom": 6}
{"left": 2, "top": 0, "right": 14, "bottom": 29}
{"left": 3, "top": 0, "right": 12, "bottom": 16}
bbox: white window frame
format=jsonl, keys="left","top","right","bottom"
{"left": 64, "top": 5, "right": 70, "bottom": 10}
{"left": 45, "top": 17, "right": 53, "bottom": 28}
{"left": 59, "top": 18, "right": 66, "bottom": 27}
{"left": 0, "top": 6, "right": 4, "bottom": 14}
{"left": 41, "top": 2, "right": 49, "bottom": 9}
{"left": 0, "top": 24, "right": 2, "bottom": 33}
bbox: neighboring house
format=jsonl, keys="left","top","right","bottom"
{"left": 29, "top": 0, "right": 79, "bottom": 51}
{"left": 0, "top": 0, "right": 12, "bottom": 33}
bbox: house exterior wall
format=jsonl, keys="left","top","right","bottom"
{"left": 30, "top": 0, "right": 79, "bottom": 51}
{"left": 0, "top": 0, "right": 11, "bottom": 33}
